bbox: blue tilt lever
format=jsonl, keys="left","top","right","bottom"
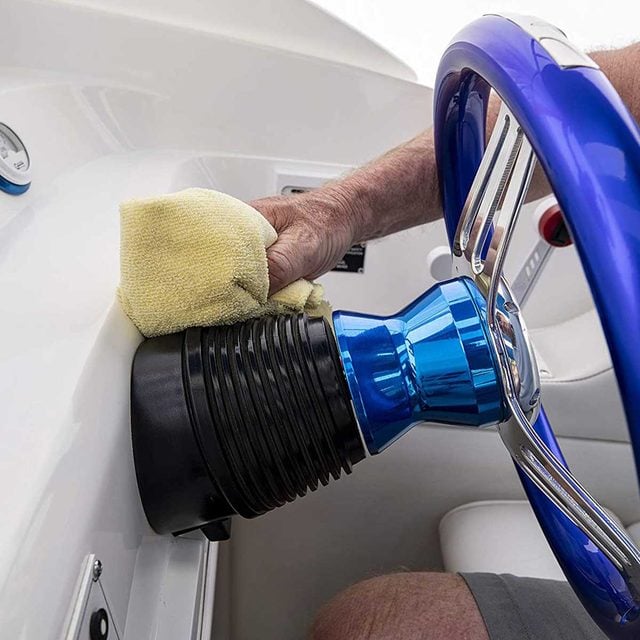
{"left": 333, "top": 277, "right": 507, "bottom": 454}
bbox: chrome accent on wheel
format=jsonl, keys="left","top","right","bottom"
{"left": 487, "top": 13, "right": 599, "bottom": 70}
{"left": 502, "top": 416, "right": 640, "bottom": 580}
{"left": 453, "top": 102, "right": 640, "bottom": 589}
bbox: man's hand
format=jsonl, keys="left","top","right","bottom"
{"left": 251, "top": 188, "right": 358, "bottom": 294}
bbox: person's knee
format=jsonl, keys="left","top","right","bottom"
{"left": 309, "top": 572, "right": 488, "bottom": 640}
{"left": 310, "top": 573, "right": 405, "bottom": 640}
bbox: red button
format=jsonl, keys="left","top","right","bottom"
{"left": 538, "top": 203, "right": 572, "bottom": 247}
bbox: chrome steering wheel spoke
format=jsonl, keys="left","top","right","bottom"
{"left": 502, "top": 412, "right": 640, "bottom": 585}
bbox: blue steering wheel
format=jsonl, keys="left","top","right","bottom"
{"left": 433, "top": 13, "right": 640, "bottom": 638}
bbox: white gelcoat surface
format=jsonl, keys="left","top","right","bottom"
{"left": 229, "top": 427, "right": 640, "bottom": 640}
{"left": 54, "top": 0, "right": 416, "bottom": 81}
{"left": 0, "top": 1, "right": 430, "bottom": 637}
{"left": 313, "top": 0, "right": 640, "bottom": 85}
{"left": 1, "top": 2, "right": 636, "bottom": 639}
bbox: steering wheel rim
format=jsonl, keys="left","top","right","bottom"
{"left": 434, "top": 14, "right": 640, "bottom": 637}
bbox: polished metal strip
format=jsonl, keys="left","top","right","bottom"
{"left": 499, "top": 413, "right": 640, "bottom": 584}
{"left": 486, "top": 136, "right": 536, "bottom": 308}
{"left": 471, "top": 126, "right": 523, "bottom": 275}
{"left": 454, "top": 106, "right": 512, "bottom": 258}
{"left": 486, "top": 14, "right": 600, "bottom": 70}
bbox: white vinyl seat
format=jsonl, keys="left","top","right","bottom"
{"left": 439, "top": 500, "right": 637, "bottom": 581}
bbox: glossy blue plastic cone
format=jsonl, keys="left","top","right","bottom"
{"left": 333, "top": 277, "right": 507, "bottom": 454}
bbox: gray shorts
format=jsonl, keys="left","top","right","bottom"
{"left": 462, "top": 573, "right": 607, "bottom": 639}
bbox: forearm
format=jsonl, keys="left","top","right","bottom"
{"left": 336, "top": 43, "right": 640, "bottom": 242}
{"left": 322, "top": 130, "right": 439, "bottom": 243}
{"left": 525, "top": 43, "right": 640, "bottom": 199}
{"left": 592, "top": 43, "right": 640, "bottom": 113}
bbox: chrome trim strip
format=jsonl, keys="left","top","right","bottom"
{"left": 486, "top": 13, "right": 599, "bottom": 70}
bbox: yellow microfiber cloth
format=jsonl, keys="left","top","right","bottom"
{"left": 118, "top": 187, "right": 327, "bottom": 337}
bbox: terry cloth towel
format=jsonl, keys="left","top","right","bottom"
{"left": 118, "top": 187, "right": 327, "bottom": 337}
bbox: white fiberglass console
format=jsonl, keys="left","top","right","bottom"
{"left": 0, "top": 1, "right": 428, "bottom": 637}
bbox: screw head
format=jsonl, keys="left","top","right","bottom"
{"left": 92, "top": 559, "right": 103, "bottom": 582}
{"left": 503, "top": 300, "right": 520, "bottom": 314}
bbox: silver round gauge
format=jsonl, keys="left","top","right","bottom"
{"left": 0, "top": 122, "right": 31, "bottom": 194}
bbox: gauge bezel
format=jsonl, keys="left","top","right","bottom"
{"left": 0, "top": 122, "right": 31, "bottom": 187}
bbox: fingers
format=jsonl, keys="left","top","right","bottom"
{"left": 266, "top": 240, "right": 301, "bottom": 294}
{"left": 250, "top": 197, "right": 304, "bottom": 293}
{"left": 265, "top": 226, "right": 324, "bottom": 294}
{"left": 250, "top": 196, "right": 293, "bottom": 233}
{"left": 249, "top": 190, "right": 355, "bottom": 295}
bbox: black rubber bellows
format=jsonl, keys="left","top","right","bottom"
{"left": 131, "top": 314, "right": 365, "bottom": 539}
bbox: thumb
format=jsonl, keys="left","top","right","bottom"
{"left": 266, "top": 234, "right": 308, "bottom": 295}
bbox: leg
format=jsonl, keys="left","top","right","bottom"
{"left": 309, "top": 572, "right": 489, "bottom": 640}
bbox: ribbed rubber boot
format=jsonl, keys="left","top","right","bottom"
{"left": 131, "top": 314, "right": 364, "bottom": 537}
